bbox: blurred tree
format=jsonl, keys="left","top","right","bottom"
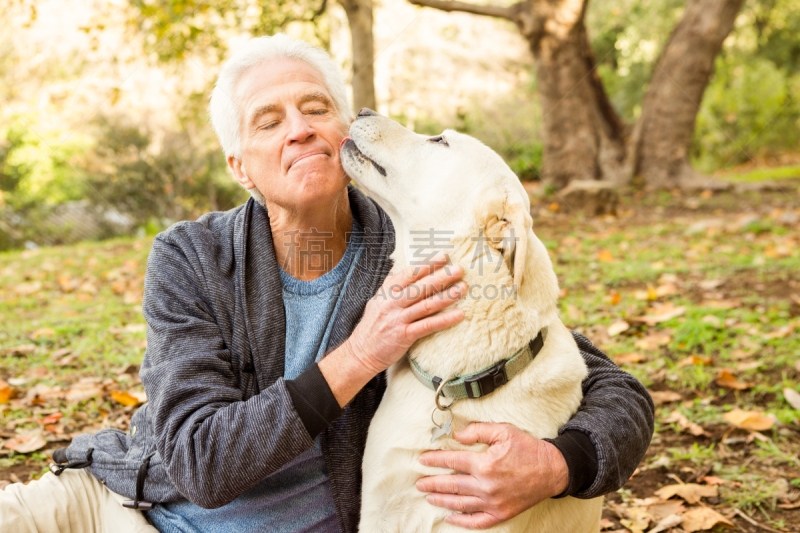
{"left": 408, "top": 0, "right": 746, "bottom": 189}
{"left": 128, "top": 0, "right": 377, "bottom": 111}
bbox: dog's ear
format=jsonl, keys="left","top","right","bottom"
{"left": 480, "top": 193, "right": 533, "bottom": 289}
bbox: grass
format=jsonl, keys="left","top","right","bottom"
{"left": 1, "top": 187, "right": 800, "bottom": 529}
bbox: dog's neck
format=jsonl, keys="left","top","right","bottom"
{"left": 393, "top": 229, "right": 560, "bottom": 378}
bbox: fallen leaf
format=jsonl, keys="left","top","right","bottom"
{"left": 647, "top": 500, "right": 686, "bottom": 521}
{"left": 610, "top": 292, "right": 621, "bottom": 305}
{"left": 30, "top": 328, "right": 55, "bottom": 339}
{"left": 14, "top": 281, "right": 42, "bottom": 296}
{"left": 680, "top": 506, "right": 733, "bottom": 532}
{"left": 654, "top": 483, "right": 718, "bottom": 504}
{"left": 654, "top": 283, "right": 678, "bottom": 297}
{"left": 649, "top": 390, "right": 682, "bottom": 405}
{"left": 634, "top": 334, "right": 671, "bottom": 350}
{"left": 607, "top": 321, "right": 630, "bottom": 337}
{"left": 598, "top": 250, "right": 614, "bottom": 262}
{"left": 615, "top": 353, "right": 647, "bottom": 364}
{"left": 677, "top": 355, "right": 713, "bottom": 368}
{"left": 702, "top": 298, "right": 741, "bottom": 309}
{"left": 723, "top": 409, "right": 775, "bottom": 431}
{"left": 1, "top": 344, "right": 37, "bottom": 357}
{"left": 664, "top": 411, "right": 707, "bottom": 436}
{"left": 698, "top": 279, "right": 724, "bottom": 290}
{"left": 599, "top": 518, "right": 615, "bottom": 530}
{"left": 701, "top": 315, "right": 722, "bottom": 327}
{"left": 619, "top": 506, "right": 650, "bottom": 533}
{"left": 65, "top": 379, "right": 104, "bottom": 403}
{"left": 715, "top": 370, "right": 752, "bottom": 390}
{"left": 40, "top": 412, "right": 62, "bottom": 425}
{"left": 648, "top": 514, "right": 683, "bottom": 533}
{"left": 631, "top": 304, "right": 686, "bottom": 326}
{"left": 784, "top": 388, "right": 800, "bottom": 410}
{"left": 2, "top": 429, "right": 47, "bottom": 454}
{"left": 0, "top": 379, "right": 11, "bottom": 404}
{"left": 548, "top": 202, "right": 560, "bottom": 212}
{"left": 110, "top": 390, "right": 141, "bottom": 407}
{"left": 699, "top": 475, "right": 729, "bottom": 485}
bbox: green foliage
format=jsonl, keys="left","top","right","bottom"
{"left": 588, "top": 0, "right": 800, "bottom": 171}
{"left": 129, "top": 0, "right": 330, "bottom": 62}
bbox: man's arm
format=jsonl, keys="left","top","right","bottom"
{"left": 416, "top": 332, "right": 655, "bottom": 529}
{"left": 142, "top": 233, "right": 464, "bottom": 508}
{"left": 551, "top": 331, "right": 655, "bottom": 498}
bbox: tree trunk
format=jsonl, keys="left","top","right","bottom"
{"left": 519, "top": 0, "right": 629, "bottom": 187}
{"left": 410, "top": 0, "right": 629, "bottom": 188}
{"left": 339, "top": 0, "right": 377, "bottom": 112}
{"left": 636, "top": 0, "right": 745, "bottom": 188}
{"left": 408, "top": 0, "right": 743, "bottom": 190}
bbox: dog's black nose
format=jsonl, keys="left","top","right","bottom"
{"left": 357, "top": 108, "right": 377, "bottom": 118}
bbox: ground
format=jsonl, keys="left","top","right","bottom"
{"left": 1, "top": 184, "right": 799, "bottom": 532}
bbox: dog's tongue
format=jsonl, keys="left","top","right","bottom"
{"left": 339, "top": 137, "right": 352, "bottom": 149}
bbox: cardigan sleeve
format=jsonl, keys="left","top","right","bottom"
{"left": 546, "top": 332, "right": 655, "bottom": 499}
{"left": 140, "top": 231, "right": 341, "bottom": 509}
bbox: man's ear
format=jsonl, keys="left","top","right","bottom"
{"left": 480, "top": 193, "right": 532, "bottom": 290}
{"left": 228, "top": 156, "right": 256, "bottom": 189}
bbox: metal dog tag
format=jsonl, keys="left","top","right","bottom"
{"left": 431, "top": 410, "right": 453, "bottom": 444}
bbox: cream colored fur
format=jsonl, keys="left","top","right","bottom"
{"left": 341, "top": 114, "right": 602, "bottom": 533}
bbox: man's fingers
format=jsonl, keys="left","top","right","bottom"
{"left": 405, "top": 307, "right": 464, "bottom": 339}
{"left": 453, "top": 422, "right": 511, "bottom": 446}
{"left": 418, "top": 449, "right": 478, "bottom": 474}
{"left": 416, "top": 473, "right": 479, "bottom": 496}
{"left": 385, "top": 252, "right": 449, "bottom": 291}
{"left": 401, "top": 283, "right": 465, "bottom": 323}
{"left": 444, "top": 511, "right": 502, "bottom": 530}
{"left": 424, "top": 493, "right": 486, "bottom": 514}
{"left": 396, "top": 264, "right": 463, "bottom": 308}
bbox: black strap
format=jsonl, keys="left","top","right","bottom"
{"left": 50, "top": 448, "right": 93, "bottom": 476}
{"left": 123, "top": 453, "right": 155, "bottom": 510}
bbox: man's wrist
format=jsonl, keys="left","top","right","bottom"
{"left": 545, "top": 430, "right": 599, "bottom": 498}
{"left": 318, "top": 339, "right": 378, "bottom": 407}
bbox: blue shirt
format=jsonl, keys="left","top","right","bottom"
{"left": 148, "top": 218, "right": 364, "bottom": 533}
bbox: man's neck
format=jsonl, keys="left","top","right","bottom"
{"left": 268, "top": 189, "right": 353, "bottom": 281}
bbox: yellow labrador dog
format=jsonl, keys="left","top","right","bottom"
{"left": 341, "top": 110, "right": 602, "bottom": 533}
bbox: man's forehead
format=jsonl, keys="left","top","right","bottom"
{"left": 237, "top": 60, "right": 332, "bottom": 110}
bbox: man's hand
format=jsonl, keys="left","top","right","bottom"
{"left": 320, "top": 252, "right": 465, "bottom": 406}
{"left": 416, "top": 423, "right": 569, "bottom": 530}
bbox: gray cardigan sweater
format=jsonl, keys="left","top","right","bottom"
{"left": 53, "top": 186, "right": 654, "bottom": 533}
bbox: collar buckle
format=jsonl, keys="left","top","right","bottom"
{"left": 465, "top": 359, "right": 508, "bottom": 398}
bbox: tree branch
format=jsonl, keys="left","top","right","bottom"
{"left": 409, "top": 0, "right": 515, "bottom": 21}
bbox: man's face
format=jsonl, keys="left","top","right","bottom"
{"left": 229, "top": 59, "right": 350, "bottom": 211}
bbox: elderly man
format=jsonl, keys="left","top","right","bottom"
{"left": 0, "top": 34, "right": 653, "bottom": 533}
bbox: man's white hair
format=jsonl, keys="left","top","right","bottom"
{"left": 209, "top": 34, "right": 353, "bottom": 204}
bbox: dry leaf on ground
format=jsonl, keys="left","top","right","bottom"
{"left": 630, "top": 304, "right": 686, "bottom": 326}
{"left": 619, "top": 506, "right": 650, "bottom": 533}
{"left": 1, "top": 344, "right": 37, "bottom": 357}
{"left": 715, "top": 370, "right": 752, "bottom": 390}
{"left": 664, "top": 411, "right": 707, "bottom": 437}
{"left": 615, "top": 353, "right": 647, "bottom": 364}
{"left": 649, "top": 390, "right": 682, "bottom": 405}
{"left": 648, "top": 514, "right": 683, "bottom": 533}
{"left": 647, "top": 500, "right": 685, "bottom": 521}
{"left": 0, "top": 379, "right": 11, "bottom": 404}
{"left": 654, "top": 483, "right": 718, "bottom": 504}
{"left": 677, "top": 355, "right": 713, "bottom": 368}
{"left": 680, "top": 506, "right": 734, "bottom": 532}
{"left": 634, "top": 334, "right": 671, "bottom": 350}
{"left": 784, "top": 388, "right": 800, "bottom": 410}
{"left": 722, "top": 409, "right": 775, "bottom": 431}
{"left": 607, "top": 321, "right": 630, "bottom": 337}
{"left": 699, "top": 476, "right": 729, "bottom": 485}
{"left": 110, "top": 390, "right": 141, "bottom": 407}
{"left": 598, "top": 250, "right": 614, "bottom": 262}
{"left": 2, "top": 429, "right": 47, "bottom": 454}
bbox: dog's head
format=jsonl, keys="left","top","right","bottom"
{"left": 341, "top": 110, "right": 557, "bottom": 310}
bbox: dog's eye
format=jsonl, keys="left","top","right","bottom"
{"left": 428, "top": 136, "right": 449, "bottom": 146}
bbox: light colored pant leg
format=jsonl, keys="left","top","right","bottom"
{"left": 0, "top": 469, "right": 158, "bottom": 533}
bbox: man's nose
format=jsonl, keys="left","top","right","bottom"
{"left": 285, "top": 108, "right": 316, "bottom": 143}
